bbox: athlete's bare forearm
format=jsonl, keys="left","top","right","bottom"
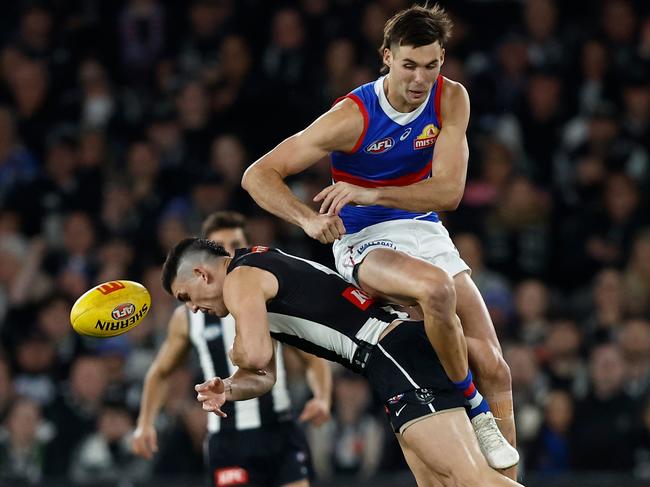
{"left": 137, "top": 367, "right": 171, "bottom": 428}
{"left": 374, "top": 177, "right": 464, "bottom": 212}
{"left": 242, "top": 163, "right": 316, "bottom": 229}
{"left": 223, "top": 361, "right": 276, "bottom": 401}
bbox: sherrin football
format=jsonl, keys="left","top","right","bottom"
{"left": 70, "top": 280, "right": 151, "bottom": 337}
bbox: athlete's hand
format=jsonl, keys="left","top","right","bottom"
{"left": 314, "top": 182, "right": 379, "bottom": 216}
{"left": 132, "top": 424, "right": 158, "bottom": 459}
{"left": 298, "top": 398, "right": 331, "bottom": 426}
{"left": 195, "top": 377, "right": 228, "bottom": 417}
{"left": 302, "top": 213, "right": 346, "bottom": 244}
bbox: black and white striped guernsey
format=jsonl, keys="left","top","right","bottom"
{"left": 187, "top": 309, "right": 292, "bottom": 433}
{"left": 227, "top": 247, "right": 401, "bottom": 373}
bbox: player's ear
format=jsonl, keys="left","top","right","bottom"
{"left": 194, "top": 266, "right": 209, "bottom": 283}
{"left": 383, "top": 47, "right": 392, "bottom": 70}
{"left": 440, "top": 47, "right": 445, "bottom": 66}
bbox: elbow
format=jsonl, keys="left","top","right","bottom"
{"left": 238, "top": 349, "right": 274, "bottom": 371}
{"left": 241, "top": 165, "right": 257, "bottom": 193}
{"left": 438, "top": 191, "right": 463, "bottom": 211}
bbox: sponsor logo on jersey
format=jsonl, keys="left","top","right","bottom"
{"left": 413, "top": 124, "right": 439, "bottom": 150}
{"left": 365, "top": 137, "right": 394, "bottom": 154}
{"left": 342, "top": 286, "right": 374, "bottom": 310}
{"left": 111, "top": 303, "right": 135, "bottom": 320}
{"left": 356, "top": 239, "right": 396, "bottom": 255}
{"left": 215, "top": 467, "right": 249, "bottom": 486}
{"left": 400, "top": 127, "right": 412, "bottom": 141}
{"left": 250, "top": 246, "right": 269, "bottom": 253}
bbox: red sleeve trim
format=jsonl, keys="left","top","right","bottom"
{"left": 333, "top": 94, "right": 369, "bottom": 154}
{"left": 434, "top": 75, "right": 444, "bottom": 127}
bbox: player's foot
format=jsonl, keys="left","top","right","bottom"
{"left": 471, "top": 412, "right": 519, "bottom": 470}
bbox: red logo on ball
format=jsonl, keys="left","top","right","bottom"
{"left": 111, "top": 303, "right": 135, "bottom": 320}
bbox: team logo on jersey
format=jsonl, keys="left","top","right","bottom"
{"left": 365, "top": 137, "right": 394, "bottom": 154}
{"left": 388, "top": 393, "right": 404, "bottom": 404}
{"left": 400, "top": 127, "right": 412, "bottom": 141}
{"left": 215, "top": 467, "right": 249, "bottom": 486}
{"left": 413, "top": 124, "right": 439, "bottom": 150}
{"left": 342, "top": 286, "right": 374, "bottom": 310}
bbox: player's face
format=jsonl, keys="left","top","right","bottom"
{"left": 384, "top": 41, "right": 444, "bottom": 111}
{"left": 171, "top": 267, "right": 229, "bottom": 317}
{"left": 207, "top": 228, "right": 248, "bottom": 257}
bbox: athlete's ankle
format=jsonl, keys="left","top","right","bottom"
{"left": 452, "top": 370, "right": 491, "bottom": 419}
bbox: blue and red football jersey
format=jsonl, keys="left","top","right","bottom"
{"left": 330, "top": 75, "right": 445, "bottom": 234}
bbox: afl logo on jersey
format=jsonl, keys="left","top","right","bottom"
{"left": 365, "top": 137, "right": 394, "bottom": 154}
{"left": 413, "top": 124, "right": 439, "bottom": 150}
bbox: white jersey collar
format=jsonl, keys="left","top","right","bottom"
{"left": 374, "top": 75, "right": 431, "bottom": 126}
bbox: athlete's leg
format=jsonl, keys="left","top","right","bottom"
{"left": 396, "top": 434, "right": 444, "bottom": 487}
{"left": 454, "top": 271, "right": 518, "bottom": 480}
{"left": 357, "top": 248, "right": 468, "bottom": 382}
{"left": 400, "top": 410, "right": 524, "bottom": 487}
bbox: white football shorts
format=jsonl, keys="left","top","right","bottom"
{"left": 332, "top": 219, "right": 470, "bottom": 285}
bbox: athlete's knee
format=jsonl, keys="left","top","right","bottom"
{"left": 415, "top": 269, "right": 456, "bottom": 312}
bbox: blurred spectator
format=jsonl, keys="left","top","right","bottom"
{"left": 522, "top": 0, "right": 566, "bottom": 71}
{"left": 582, "top": 268, "right": 627, "bottom": 346}
{"left": 572, "top": 343, "right": 637, "bottom": 471}
{"left": 70, "top": 402, "right": 148, "bottom": 483}
{"left": 118, "top": 0, "right": 166, "bottom": 82}
{"left": 47, "top": 356, "right": 109, "bottom": 476}
{"left": 512, "top": 279, "right": 550, "bottom": 345}
{"left": 176, "top": 0, "right": 234, "bottom": 77}
{"left": 525, "top": 389, "right": 575, "bottom": 474}
{"left": 540, "top": 320, "right": 588, "bottom": 397}
{"left": 618, "top": 319, "right": 650, "bottom": 399}
{"left": 483, "top": 177, "right": 552, "bottom": 280}
{"left": 308, "top": 370, "right": 384, "bottom": 479}
{"left": 0, "top": 397, "right": 51, "bottom": 485}
{"left": 12, "top": 332, "right": 57, "bottom": 407}
{"left": 35, "top": 293, "right": 82, "bottom": 380}
{"left": 0, "top": 106, "right": 37, "bottom": 204}
{"left": 624, "top": 229, "right": 650, "bottom": 317}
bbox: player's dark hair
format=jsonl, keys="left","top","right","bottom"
{"left": 379, "top": 4, "right": 453, "bottom": 74}
{"left": 201, "top": 210, "right": 249, "bottom": 240}
{"left": 161, "top": 237, "right": 229, "bottom": 294}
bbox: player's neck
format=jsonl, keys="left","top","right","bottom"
{"left": 383, "top": 75, "right": 424, "bottom": 113}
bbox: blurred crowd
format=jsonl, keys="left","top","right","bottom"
{"left": 0, "top": 0, "right": 648, "bottom": 485}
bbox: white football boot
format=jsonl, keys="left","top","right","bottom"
{"left": 470, "top": 412, "right": 520, "bottom": 470}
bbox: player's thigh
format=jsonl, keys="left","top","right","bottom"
{"left": 396, "top": 434, "right": 445, "bottom": 487}
{"left": 357, "top": 248, "right": 452, "bottom": 305}
{"left": 401, "top": 409, "right": 489, "bottom": 484}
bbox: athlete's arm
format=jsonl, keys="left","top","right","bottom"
{"left": 288, "top": 348, "right": 332, "bottom": 426}
{"left": 132, "top": 306, "right": 191, "bottom": 459}
{"left": 316, "top": 80, "right": 470, "bottom": 214}
{"left": 241, "top": 99, "right": 363, "bottom": 243}
{"left": 195, "top": 344, "right": 278, "bottom": 416}
{"left": 223, "top": 266, "right": 278, "bottom": 370}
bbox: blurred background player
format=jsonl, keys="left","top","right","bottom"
{"left": 132, "top": 211, "right": 332, "bottom": 487}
